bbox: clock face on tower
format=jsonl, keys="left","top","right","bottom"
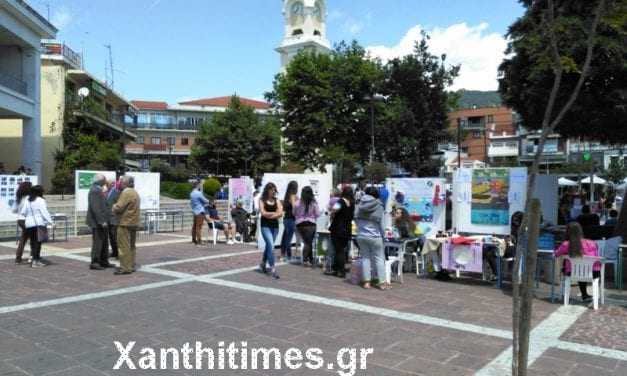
{"left": 291, "top": 1, "right": 303, "bottom": 17}
{"left": 313, "top": 3, "right": 322, "bottom": 20}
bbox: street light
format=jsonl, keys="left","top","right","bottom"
{"left": 364, "top": 93, "right": 386, "bottom": 164}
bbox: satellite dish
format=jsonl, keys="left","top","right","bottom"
{"left": 78, "top": 87, "right": 90, "bottom": 98}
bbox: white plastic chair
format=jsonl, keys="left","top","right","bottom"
{"left": 207, "top": 221, "right": 217, "bottom": 245}
{"left": 384, "top": 242, "right": 404, "bottom": 284}
{"left": 562, "top": 256, "right": 604, "bottom": 310}
{"left": 595, "top": 237, "right": 622, "bottom": 288}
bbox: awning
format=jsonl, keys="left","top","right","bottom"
{"left": 579, "top": 175, "right": 607, "bottom": 185}
{"left": 558, "top": 177, "right": 578, "bottom": 186}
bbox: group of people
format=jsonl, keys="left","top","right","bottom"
{"left": 13, "top": 182, "right": 52, "bottom": 267}
{"left": 0, "top": 163, "right": 34, "bottom": 176}
{"left": 190, "top": 181, "right": 239, "bottom": 245}
{"left": 86, "top": 174, "right": 141, "bottom": 275}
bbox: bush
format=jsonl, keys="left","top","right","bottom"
{"left": 161, "top": 181, "right": 193, "bottom": 199}
{"left": 203, "top": 177, "right": 221, "bottom": 198}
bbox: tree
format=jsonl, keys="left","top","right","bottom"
{"left": 363, "top": 162, "right": 390, "bottom": 183}
{"left": 498, "top": 0, "right": 612, "bottom": 374}
{"left": 379, "top": 36, "right": 459, "bottom": 175}
{"left": 603, "top": 158, "right": 627, "bottom": 184}
{"left": 191, "top": 96, "right": 281, "bottom": 177}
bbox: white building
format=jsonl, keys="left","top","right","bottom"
{"left": 0, "top": 0, "right": 56, "bottom": 177}
{"left": 276, "top": 0, "right": 331, "bottom": 70}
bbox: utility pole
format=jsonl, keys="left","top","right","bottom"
{"left": 104, "top": 44, "right": 114, "bottom": 89}
{"left": 457, "top": 118, "right": 462, "bottom": 169}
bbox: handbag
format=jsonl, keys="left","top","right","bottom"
{"left": 28, "top": 201, "right": 49, "bottom": 243}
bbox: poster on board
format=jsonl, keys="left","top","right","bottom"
{"left": 259, "top": 172, "right": 333, "bottom": 248}
{"left": 228, "top": 177, "right": 254, "bottom": 213}
{"left": 471, "top": 169, "right": 510, "bottom": 226}
{"left": 386, "top": 178, "right": 446, "bottom": 237}
{"left": 75, "top": 170, "right": 117, "bottom": 211}
{"left": 0, "top": 175, "right": 38, "bottom": 222}
{"left": 453, "top": 167, "right": 527, "bottom": 235}
{"left": 126, "top": 172, "right": 160, "bottom": 210}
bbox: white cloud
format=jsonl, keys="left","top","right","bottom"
{"left": 51, "top": 7, "right": 72, "bottom": 30}
{"left": 328, "top": 9, "right": 343, "bottom": 22}
{"left": 366, "top": 23, "right": 508, "bottom": 91}
{"left": 344, "top": 19, "right": 364, "bottom": 35}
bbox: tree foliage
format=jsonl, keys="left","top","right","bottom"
{"left": 499, "top": 0, "right": 626, "bottom": 143}
{"left": 267, "top": 38, "right": 458, "bottom": 176}
{"left": 191, "top": 96, "right": 281, "bottom": 177}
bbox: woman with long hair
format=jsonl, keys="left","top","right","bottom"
{"left": 555, "top": 222, "right": 601, "bottom": 301}
{"left": 327, "top": 186, "right": 355, "bottom": 278}
{"left": 259, "top": 182, "right": 283, "bottom": 279}
{"left": 280, "top": 181, "right": 298, "bottom": 262}
{"left": 20, "top": 185, "right": 53, "bottom": 267}
{"left": 393, "top": 207, "right": 416, "bottom": 239}
{"left": 294, "top": 186, "right": 320, "bottom": 266}
{"left": 13, "top": 181, "right": 32, "bottom": 264}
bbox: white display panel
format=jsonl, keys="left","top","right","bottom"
{"left": 74, "top": 170, "right": 117, "bottom": 212}
{"left": 0, "top": 175, "right": 38, "bottom": 221}
{"left": 126, "top": 172, "right": 160, "bottom": 210}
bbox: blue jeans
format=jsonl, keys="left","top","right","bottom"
{"left": 261, "top": 226, "right": 278, "bottom": 268}
{"left": 356, "top": 236, "right": 385, "bottom": 283}
{"left": 281, "top": 218, "right": 295, "bottom": 258}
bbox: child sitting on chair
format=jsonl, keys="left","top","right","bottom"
{"left": 554, "top": 222, "right": 601, "bottom": 302}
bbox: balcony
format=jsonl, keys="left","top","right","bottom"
{"left": 41, "top": 41, "right": 82, "bottom": 69}
{"left": 144, "top": 143, "right": 167, "bottom": 151}
{"left": 128, "top": 122, "right": 200, "bottom": 131}
{"left": 125, "top": 143, "right": 191, "bottom": 156}
{"left": 0, "top": 70, "right": 27, "bottom": 96}
{"left": 488, "top": 142, "right": 519, "bottom": 158}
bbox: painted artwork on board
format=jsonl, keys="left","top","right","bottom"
{"left": 471, "top": 169, "right": 510, "bottom": 225}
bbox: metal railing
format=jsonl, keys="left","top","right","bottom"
{"left": 0, "top": 71, "right": 27, "bottom": 96}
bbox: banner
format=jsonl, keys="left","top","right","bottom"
{"left": 126, "top": 172, "right": 160, "bottom": 210}
{"left": 75, "top": 170, "right": 117, "bottom": 211}
{"left": 0, "top": 175, "right": 38, "bottom": 222}
{"left": 228, "top": 177, "right": 254, "bottom": 213}
{"left": 386, "top": 178, "right": 446, "bottom": 237}
{"left": 471, "top": 169, "right": 510, "bottom": 225}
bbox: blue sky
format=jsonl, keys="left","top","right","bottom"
{"left": 31, "top": 0, "right": 525, "bottom": 104}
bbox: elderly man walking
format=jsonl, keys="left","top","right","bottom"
{"left": 113, "top": 176, "right": 141, "bottom": 275}
{"left": 86, "top": 174, "right": 112, "bottom": 270}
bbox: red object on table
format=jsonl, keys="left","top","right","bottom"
{"left": 450, "top": 236, "right": 475, "bottom": 245}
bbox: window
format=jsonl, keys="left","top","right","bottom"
{"left": 151, "top": 137, "right": 161, "bottom": 145}
{"left": 136, "top": 136, "right": 144, "bottom": 144}
{"left": 167, "top": 136, "right": 175, "bottom": 146}
{"left": 472, "top": 131, "right": 482, "bottom": 138}
{"left": 487, "top": 115, "right": 494, "bottom": 123}
{"left": 181, "top": 137, "right": 189, "bottom": 146}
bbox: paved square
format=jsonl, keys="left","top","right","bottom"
{"left": 1, "top": 234, "right": 625, "bottom": 375}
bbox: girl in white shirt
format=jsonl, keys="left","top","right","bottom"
{"left": 19, "top": 185, "right": 53, "bottom": 267}
{"left": 12, "top": 182, "right": 32, "bottom": 264}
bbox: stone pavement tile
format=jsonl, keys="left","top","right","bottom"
{"left": 0, "top": 361, "right": 28, "bottom": 376}
{"left": 118, "top": 241, "right": 258, "bottom": 266}
{"left": 528, "top": 352, "right": 575, "bottom": 375}
{"left": 446, "top": 353, "right": 491, "bottom": 369}
{"left": 543, "top": 348, "right": 618, "bottom": 370}
{"left": 160, "top": 252, "right": 261, "bottom": 275}
{"left": 0, "top": 336, "right": 39, "bottom": 361}
{"left": 396, "top": 356, "right": 475, "bottom": 376}
{"left": 0, "top": 245, "right": 16, "bottom": 256}
{"left": 45, "top": 365, "right": 108, "bottom": 375}
{"left": 36, "top": 335, "right": 107, "bottom": 357}
{"left": 48, "top": 233, "right": 182, "bottom": 250}
{"left": 567, "top": 364, "right": 616, "bottom": 376}
{"left": 0, "top": 257, "right": 171, "bottom": 307}
{"left": 248, "top": 323, "right": 307, "bottom": 341}
{"left": 7, "top": 351, "right": 78, "bottom": 375}
{"left": 560, "top": 305, "right": 627, "bottom": 351}
{"left": 220, "top": 264, "right": 558, "bottom": 331}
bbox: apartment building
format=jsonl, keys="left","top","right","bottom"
{"left": 125, "top": 97, "right": 271, "bottom": 170}
{"left": 0, "top": 0, "right": 56, "bottom": 178}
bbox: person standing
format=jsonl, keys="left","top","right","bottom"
{"left": 106, "top": 178, "right": 121, "bottom": 258}
{"left": 294, "top": 186, "right": 320, "bottom": 267}
{"left": 259, "top": 182, "right": 282, "bottom": 279}
{"left": 355, "top": 186, "right": 388, "bottom": 289}
{"left": 20, "top": 185, "right": 52, "bottom": 267}
{"left": 190, "top": 180, "right": 209, "bottom": 245}
{"left": 13, "top": 181, "right": 32, "bottom": 264}
{"left": 327, "top": 187, "right": 355, "bottom": 278}
{"left": 113, "top": 176, "right": 141, "bottom": 275}
{"left": 280, "top": 181, "right": 298, "bottom": 262}
{"left": 86, "top": 174, "right": 112, "bottom": 270}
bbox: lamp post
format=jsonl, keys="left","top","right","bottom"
{"left": 364, "top": 93, "right": 385, "bottom": 164}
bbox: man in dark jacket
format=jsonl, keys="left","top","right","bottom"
{"left": 86, "top": 174, "right": 112, "bottom": 270}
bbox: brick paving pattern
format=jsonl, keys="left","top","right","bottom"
{"left": 561, "top": 306, "right": 627, "bottom": 351}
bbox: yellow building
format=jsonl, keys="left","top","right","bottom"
{"left": 0, "top": 41, "right": 137, "bottom": 190}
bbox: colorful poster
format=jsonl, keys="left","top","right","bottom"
{"left": 75, "top": 170, "right": 117, "bottom": 211}
{"left": 228, "top": 177, "right": 254, "bottom": 213}
{"left": 0, "top": 175, "right": 38, "bottom": 221}
{"left": 471, "top": 169, "right": 510, "bottom": 225}
{"left": 386, "top": 178, "right": 446, "bottom": 237}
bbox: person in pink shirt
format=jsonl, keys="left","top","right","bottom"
{"left": 294, "top": 186, "right": 321, "bottom": 267}
{"left": 555, "top": 222, "right": 601, "bottom": 301}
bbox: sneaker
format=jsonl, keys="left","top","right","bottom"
{"left": 272, "top": 271, "right": 280, "bottom": 280}
{"left": 89, "top": 264, "right": 104, "bottom": 270}
{"left": 227, "top": 240, "right": 235, "bottom": 245}
{"left": 30, "top": 260, "right": 42, "bottom": 268}
{"left": 581, "top": 295, "right": 593, "bottom": 302}
{"left": 14, "top": 259, "right": 22, "bottom": 265}
{"left": 257, "top": 263, "right": 267, "bottom": 274}
{"left": 38, "top": 258, "right": 51, "bottom": 266}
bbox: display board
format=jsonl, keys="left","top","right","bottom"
{"left": 259, "top": 172, "right": 332, "bottom": 248}
{"left": 385, "top": 178, "right": 446, "bottom": 237}
{"left": 126, "top": 172, "right": 160, "bottom": 210}
{"left": 0, "top": 175, "right": 38, "bottom": 222}
{"left": 228, "top": 177, "right": 254, "bottom": 213}
{"left": 453, "top": 167, "right": 527, "bottom": 235}
{"left": 74, "top": 170, "right": 117, "bottom": 211}
{"left": 532, "top": 175, "right": 559, "bottom": 226}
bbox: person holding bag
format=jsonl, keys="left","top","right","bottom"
{"left": 12, "top": 181, "right": 32, "bottom": 264}
{"left": 20, "top": 185, "right": 53, "bottom": 268}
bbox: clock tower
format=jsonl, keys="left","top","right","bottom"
{"left": 276, "top": 0, "right": 331, "bottom": 71}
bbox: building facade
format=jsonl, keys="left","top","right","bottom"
{"left": 276, "top": 0, "right": 331, "bottom": 71}
{"left": 0, "top": 0, "right": 56, "bottom": 178}
{"left": 125, "top": 97, "right": 271, "bottom": 170}
{"left": 0, "top": 40, "right": 137, "bottom": 189}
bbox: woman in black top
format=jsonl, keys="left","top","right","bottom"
{"left": 280, "top": 181, "right": 298, "bottom": 262}
{"left": 326, "top": 187, "right": 355, "bottom": 278}
{"left": 259, "top": 182, "right": 283, "bottom": 279}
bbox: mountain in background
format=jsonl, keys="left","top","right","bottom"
{"left": 455, "top": 90, "right": 502, "bottom": 109}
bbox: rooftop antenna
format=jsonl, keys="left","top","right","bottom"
{"left": 104, "top": 44, "right": 114, "bottom": 89}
